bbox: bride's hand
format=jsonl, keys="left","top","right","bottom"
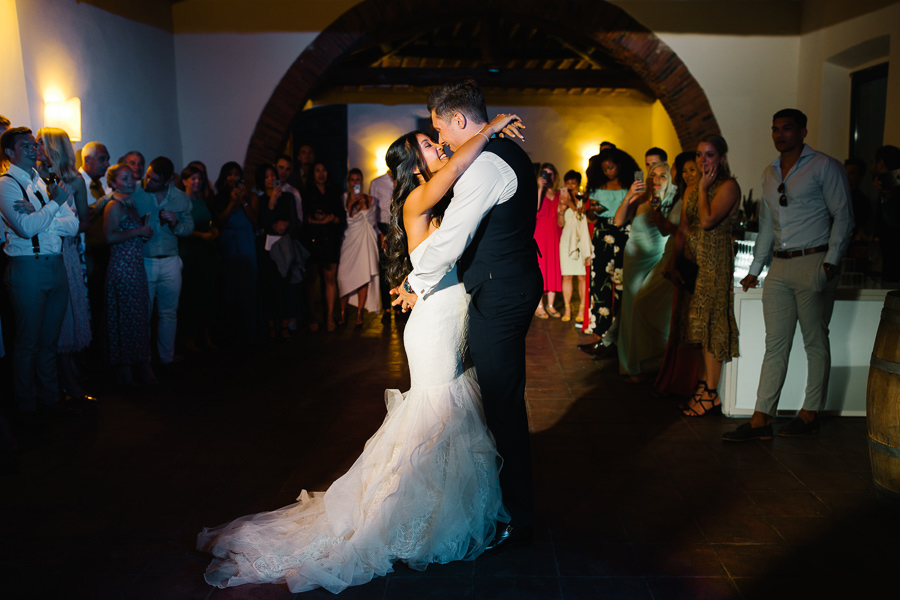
{"left": 488, "top": 113, "right": 525, "bottom": 141}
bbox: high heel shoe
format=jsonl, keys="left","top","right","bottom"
{"left": 682, "top": 386, "right": 721, "bottom": 417}
{"left": 677, "top": 380, "right": 707, "bottom": 410}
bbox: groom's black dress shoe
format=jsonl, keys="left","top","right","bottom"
{"left": 578, "top": 341, "right": 603, "bottom": 355}
{"left": 578, "top": 341, "right": 617, "bottom": 360}
{"left": 485, "top": 524, "right": 533, "bottom": 551}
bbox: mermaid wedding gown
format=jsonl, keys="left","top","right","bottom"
{"left": 197, "top": 235, "right": 507, "bottom": 594}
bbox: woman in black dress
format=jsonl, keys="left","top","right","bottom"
{"left": 300, "top": 162, "right": 346, "bottom": 331}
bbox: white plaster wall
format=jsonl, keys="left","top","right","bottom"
{"left": 13, "top": 0, "right": 182, "bottom": 165}
{"left": 173, "top": 32, "right": 316, "bottom": 178}
{"left": 797, "top": 2, "right": 900, "bottom": 154}
{"left": 1, "top": 0, "right": 31, "bottom": 127}
{"left": 658, "top": 34, "right": 802, "bottom": 197}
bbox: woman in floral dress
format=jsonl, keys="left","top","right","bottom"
{"left": 103, "top": 164, "right": 155, "bottom": 386}
{"left": 580, "top": 148, "right": 642, "bottom": 353}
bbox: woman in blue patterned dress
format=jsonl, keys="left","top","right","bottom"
{"left": 103, "top": 164, "right": 155, "bottom": 386}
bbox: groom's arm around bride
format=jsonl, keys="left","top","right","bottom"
{"left": 400, "top": 79, "right": 543, "bottom": 537}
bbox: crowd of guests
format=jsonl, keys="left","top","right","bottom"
{"left": 531, "top": 120, "right": 897, "bottom": 421}
{"left": 0, "top": 116, "right": 395, "bottom": 427}
{"left": 1, "top": 109, "right": 897, "bottom": 432}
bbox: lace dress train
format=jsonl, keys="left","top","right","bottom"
{"left": 198, "top": 236, "right": 506, "bottom": 593}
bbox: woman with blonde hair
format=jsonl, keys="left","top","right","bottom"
{"left": 36, "top": 127, "right": 94, "bottom": 401}
{"left": 615, "top": 161, "right": 676, "bottom": 379}
{"left": 668, "top": 136, "right": 741, "bottom": 416}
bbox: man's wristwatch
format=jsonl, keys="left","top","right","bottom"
{"left": 823, "top": 263, "right": 838, "bottom": 279}
{"left": 403, "top": 279, "right": 414, "bottom": 294}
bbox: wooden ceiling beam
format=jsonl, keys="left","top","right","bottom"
{"left": 321, "top": 66, "right": 653, "bottom": 95}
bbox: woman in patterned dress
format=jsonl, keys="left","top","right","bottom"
{"left": 579, "top": 148, "right": 642, "bottom": 355}
{"left": 668, "top": 136, "right": 741, "bottom": 416}
{"left": 103, "top": 164, "right": 155, "bottom": 386}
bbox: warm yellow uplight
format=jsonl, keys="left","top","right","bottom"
{"left": 579, "top": 143, "right": 599, "bottom": 173}
{"left": 372, "top": 144, "right": 390, "bottom": 175}
{"left": 44, "top": 97, "right": 81, "bottom": 141}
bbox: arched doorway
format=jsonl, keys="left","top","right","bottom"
{"left": 244, "top": 0, "right": 719, "bottom": 176}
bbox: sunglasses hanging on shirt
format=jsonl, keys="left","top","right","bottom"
{"left": 777, "top": 182, "right": 787, "bottom": 207}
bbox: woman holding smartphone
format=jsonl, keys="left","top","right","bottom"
{"left": 337, "top": 168, "right": 381, "bottom": 326}
{"left": 615, "top": 161, "right": 676, "bottom": 379}
{"left": 579, "top": 148, "right": 642, "bottom": 356}
{"left": 533, "top": 163, "right": 563, "bottom": 318}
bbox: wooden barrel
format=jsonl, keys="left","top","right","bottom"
{"left": 867, "top": 289, "right": 900, "bottom": 502}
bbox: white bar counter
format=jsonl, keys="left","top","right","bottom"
{"left": 720, "top": 285, "right": 892, "bottom": 417}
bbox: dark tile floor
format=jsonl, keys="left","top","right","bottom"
{"left": 2, "top": 313, "right": 896, "bottom": 599}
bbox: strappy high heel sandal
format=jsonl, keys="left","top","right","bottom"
{"left": 682, "top": 386, "right": 722, "bottom": 417}
{"left": 677, "top": 380, "right": 707, "bottom": 410}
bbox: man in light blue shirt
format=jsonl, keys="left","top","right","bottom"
{"left": 133, "top": 156, "right": 193, "bottom": 366}
{"left": 724, "top": 109, "right": 853, "bottom": 441}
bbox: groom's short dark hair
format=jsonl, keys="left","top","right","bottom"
{"left": 427, "top": 79, "right": 489, "bottom": 124}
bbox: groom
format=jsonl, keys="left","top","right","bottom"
{"left": 394, "top": 79, "right": 542, "bottom": 545}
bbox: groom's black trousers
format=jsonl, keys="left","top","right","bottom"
{"left": 467, "top": 269, "right": 543, "bottom": 528}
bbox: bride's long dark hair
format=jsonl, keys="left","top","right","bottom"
{"left": 384, "top": 131, "right": 451, "bottom": 287}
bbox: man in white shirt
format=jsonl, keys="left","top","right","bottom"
{"left": 276, "top": 155, "right": 303, "bottom": 224}
{"left": 368, "top": 170, "right": 395, "bottom": 319}
{"left": 392, "top": 79, "right": 542, "bottom": 547}
{"left": 0, "top": 127, "right": 79, "bottom": 414}
{"left": 724, "top": 109, "right": 853, "bottom": 441}
{"left": 368, "top": 171, "right": 394, "bottom": 230}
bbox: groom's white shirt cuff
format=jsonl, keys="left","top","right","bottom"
{"left": 407, "top": 152, "right": 517, "bottom": 298}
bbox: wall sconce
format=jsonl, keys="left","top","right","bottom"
{"left": 44, "top": 97, "right": 81, "bottom": 141}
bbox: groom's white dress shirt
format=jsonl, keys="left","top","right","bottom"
{"left": 407, "top": 152, "right": 517, "bottom": 298}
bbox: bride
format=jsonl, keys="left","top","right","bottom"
{"left": 197, "top": 113, "right": 524, "bottom": 594}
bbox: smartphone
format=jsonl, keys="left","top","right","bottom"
{"left": 634, "top": 171, "right": 643, "bottom": 182}
{"left": 353, "top": 184, "right": 361, "bottom": 195}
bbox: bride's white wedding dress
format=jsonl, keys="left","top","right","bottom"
{"left": 197, "top": 235, "right": 507, "bottom": 594}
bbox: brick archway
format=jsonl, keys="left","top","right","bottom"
{"left": 244, "top": 0, "right": 719, "bottom": 175}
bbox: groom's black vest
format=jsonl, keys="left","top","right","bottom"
{"left": 457, "top": 137, "right": 540, "bottom": 290}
